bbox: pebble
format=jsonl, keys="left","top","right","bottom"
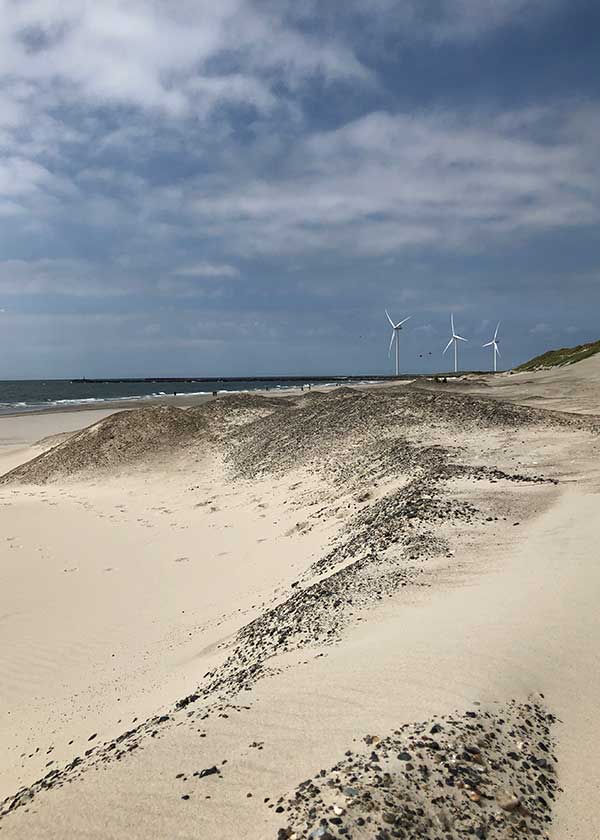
{"left": 198, "top": 766, "right": 220, "bottom": 779}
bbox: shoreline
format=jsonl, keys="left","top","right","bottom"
{"left": 0, "top": 372, "right": 506, "bottom": 419}
{"left": 0, "top": 379, "right": 415, "bottom": 420}
{"left": 0, "top": 391, "right": 218, "bottom": 418}
{"left": 0, "top": 383, "right": 356, "bottom": 419}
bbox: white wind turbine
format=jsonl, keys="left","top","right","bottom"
{"left": 386, "top": 310, "right": 411, "bottom": 376}
{"left": 443, "top": 313, "right": 468, "bottom": 373}
{"left": 483, "top": 321, "right": 501, "bottom": 372}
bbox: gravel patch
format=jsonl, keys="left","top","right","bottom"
{"left": 274, "top": 699, "right": 558, "bottom": 840}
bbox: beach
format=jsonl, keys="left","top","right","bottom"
{"left": 1, "top": 367, "right": 599, "bottom": 839}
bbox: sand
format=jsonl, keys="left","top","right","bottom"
{"left": 427, "top": 351, "right": 600, "bottom": 415}
{"left": 0, "top": 365, "right": 599, "bottom": 839}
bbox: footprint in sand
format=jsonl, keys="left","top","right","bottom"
{"left": 174, "top": 556, "right": 189, "bottom": 563}
{"left": 284, "top": 521, "right": 309, "bottom": 536}
{"left": 63, "top": 567, "right": 79, "bottom": 573}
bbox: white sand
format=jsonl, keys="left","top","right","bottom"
{"left": 0, "top": 367, "right": 599, "bottom": 838}
{"left": 458, "top": 351, "right": 600, "bottom": 415}
{"left": 0, "top": 438, "right": 340, "bottom": 803}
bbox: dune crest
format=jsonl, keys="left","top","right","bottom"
{"left": 0, "top": 406, "right": 207, "bottom": 484}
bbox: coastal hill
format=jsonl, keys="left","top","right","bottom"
{"left": 427, "top": 338, "right": 600, "bottom": 416}
{"left": 516, "top": 338, "right": 600, "bottom": 371}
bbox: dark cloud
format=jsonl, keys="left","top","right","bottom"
{"left": 0, "top": 0, "right": 598, "bottom": 376}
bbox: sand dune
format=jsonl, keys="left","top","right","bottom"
{"left": 429, "top": 350, "right": 600, "bottom": 415}
{"left": 0, "top": 405, "right": 208, "bottom": 484}
{"left": 0, "top": 371, "right": 599, "bottom": 838}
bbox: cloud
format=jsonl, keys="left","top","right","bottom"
{"left": 0, "top": 258, "right": 137, "bottom": 297}
{"left": 0, "top": 156, "right": 72, "bottom": 200}
{"left": 424, "top": 0, "right": 562, "bottom": 41}
{"left": 0, "top": 1, "right": 568, "bottom": 169}
{"left": 279, "top": 0, "right": 565, "bottom": 53}
{"left": 2, "top": 98, "right": 597, "bottom": 292}
{"left": 412, "top": 323, "right": 437, "bottom": 336}
{"left": 530, "top": 322, "right": 552, "bottom": 335}
{"left": 157, "top": 105, "right": 598, "bottom": 259}
{"left": 172, "top": 262, "right": 240, "bottom": 279}
{"left": 0, "top": 1, "right": 367, "bottom": 123}
{"left": 157, "top": 261, "right": 241, "bottom": 297}
{"left": 1, "top": 4, "right": 590, "bottom": 253}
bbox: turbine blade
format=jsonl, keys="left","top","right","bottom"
{"left": 385, "top": 309, "right": 395, "bottom": 328}
{"left": 495, "top": 344, "right": 501, "bottom": 357}
{"left": 451, "top": 313, "right": 455, "bottom": 333}
{"left": 483, "top": 341, "right": 493, "bottom": 347}
{"left": 494, "top": 321, "right": 501, "bottom": 340}
{"left": 455, "top": 335, "right": 468, "bottom": 342}
{"left": 443, "top": 338, "right": 453, "bottom": 354}
{"left": 398, "top": 315, "right": 412, "bottom": 327}
{"left": 388, "top": 331, "right": 395, "bottom": 356}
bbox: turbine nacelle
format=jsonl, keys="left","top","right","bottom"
{"left": 386, "top": 310, "right": 411, "bottom": 331}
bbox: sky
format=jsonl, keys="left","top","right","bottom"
{"left": 0, "top": 0, "right": 598, "bottom": 378}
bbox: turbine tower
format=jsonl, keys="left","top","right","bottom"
{"left": 386, "top": 310, "right": 411, "bottom": 376}
{"left": 483, "top": 322, "right": 501, "bottom": 372}
{"left": 443, "top": 313, "right": 468, "bottom": 373}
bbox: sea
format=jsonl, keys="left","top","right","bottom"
{"left": 0, "top": 378, "right": 363, "bottom": 416}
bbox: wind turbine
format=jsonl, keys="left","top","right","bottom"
{"left": 386, "top": 310, "right": 411, "bottom": 376}
{"left": 483, "top": 321, "right": 501, "bottom": 372}
{"left": 443, "top": 313, "right": 468, "bottom": 373}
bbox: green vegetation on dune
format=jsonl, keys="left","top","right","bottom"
{"left": 517, "top": 339, "right": 600, "bottom": 371}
